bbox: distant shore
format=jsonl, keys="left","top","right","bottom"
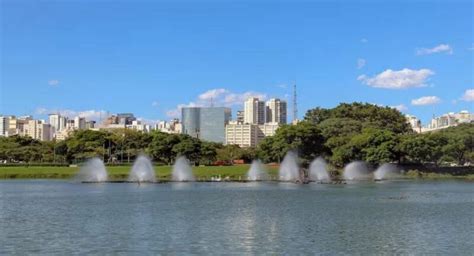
{"left": 0, "top": 165, "right": 473, "bottom": 180}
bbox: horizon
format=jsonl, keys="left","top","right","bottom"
{"left": 1, "top": 0, "right": 473, "bottom": 124}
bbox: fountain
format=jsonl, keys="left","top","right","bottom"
{"left": 279, "top": 151, "right": 300, "bottom": 182}
{"left": 247, "top": 160, "right": 269, "bottom": 181}
{"left": 309, "top": 157, "right": 331, "bottom": 182}
{"left": 343, "top": 161, "right": 371, "bottom": 180}
{"left": 374, "top": 163, "right": 399, "bottom": 180}
{"left": 172, "top": 156, "right": 195, "bottom": 182}
{"left": 129, "top": 155, "right": 156, "bottom": 182}
{"left": 76, "top": 157, "right": 108, "bottom": 182}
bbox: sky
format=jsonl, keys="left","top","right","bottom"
{"left": 1, "top": 0, "right": 473, "bottom": 125}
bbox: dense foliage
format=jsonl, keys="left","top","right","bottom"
{"left": 256, "top": 102, "right": 473, "bottom": 167}
{"left": 0, "top": 103, "right": 472, "bottom": 167}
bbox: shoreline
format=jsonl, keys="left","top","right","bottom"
{"left": 0, "top": 165, "right": 473, "bottom": 180}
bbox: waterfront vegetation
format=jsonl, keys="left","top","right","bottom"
{"left": 1, "top": 103, "right": 473, "bottom": 179}
{"left": 1, "top": 165, "right": 473, "bottom": 180}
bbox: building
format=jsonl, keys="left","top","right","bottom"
{"left": 405, "top": 115, "right": 422, "bottom": 133}
{"left": 25, "top": 120, "right": 51, "bottom": 141}
{"left": 410, "top": 110, "right": 474, "bottom": 133}
{"left": 6, "top": 115, "right": 32, "bottom": 136}
{"left": 156, "top": 119, "right": 182, "bottom": 134}
{"left": 48, "top": 114, "right": 67, "bottom": 134}
{"left": 182, "top": 107, "right": 231, "bottom": 143}
{"left": 74, "top": 116, "right": 86, "bottom": 130}
{"left": 0, "top": 116, "right": 8, "bottom": 136}
{"left": 244, "top": 97, "right": 265, "bottom": 124}
{"left": 236, "top": 110, "right": 244, "bottom": 124}
{"left": 225, "top": 122, "right": 280, "bottom": 147}
{"left": 265, "top": 98, "right": 287, "bottom": 124}
{"left": 117, "top": 113, "right": 136, "bottom": 125}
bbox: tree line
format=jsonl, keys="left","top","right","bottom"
{"left": 0, "top": 102, "right": 473, "bottom": 167}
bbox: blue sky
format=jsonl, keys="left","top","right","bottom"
{"left": 1, "top": 0, "right": 473, "bottom": 124}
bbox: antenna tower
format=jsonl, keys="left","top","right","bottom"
{"left": 293, "top": 84, "right": 298, "bottom": 122}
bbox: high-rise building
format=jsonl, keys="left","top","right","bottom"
{"left": 48, "top": 114, "right": 67, "bottom": 135}
{"left": 26, "top": 120, "right": 51, "bottom": 141}
{"left": 0, "top": 116, "right": 8, "bottom": 136}
{"left": 117, "top": 113, "right": 136, "bottom": 125}
{"left": 182, "top": 107, "right": 231, "bottom": 143}
{"left": 74, "top": 116, "right": 86, "bottom": 130}
{"left": 265, "top": 98, "right": 287, "bottom": 124}
{"left": 244, "top": 97, "right": 265, "bottom": 124}
{"left": 236, "top": 110, "right": 244, "bottom": 124}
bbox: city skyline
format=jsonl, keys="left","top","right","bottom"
{"left": 1, "top": 1, "right": 473, "bottom": 124}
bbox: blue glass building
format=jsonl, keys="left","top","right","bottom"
{"left": 181, "top": 107, "right": 231, "bottom": 143}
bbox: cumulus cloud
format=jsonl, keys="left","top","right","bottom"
{"left": 48, "top": 79, "right": 60, "bottom": 86}
{"left": 416, "top": 44, "right": 453, "bottom": 55}
{"left": 357, "top": 58, "right": 366, "bottom": 69}
{"left": 390, "top": 104, "right": 408, "bottom": 112}
{"left": 461, "top": 89, "right": 474, "bottom": 101}
{"left": 358, "top": 68, "right": 434, "bottom": 89}
{"left": 166, "top": 88, "right": 267, "bottom": 118}
{"left": 151, "top": 101, "right": 159, "bottom": 107}
{"left": 411, "top": 96, "right": 441, "bottom": 106}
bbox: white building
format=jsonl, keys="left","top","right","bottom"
{"left": 225, "top": 122, "right": 280, "bottom": 147}
{"left": 415, "top": 110, "right": 474, "bottom": 133}
{"left": 74, "top": 116, "right": 86, "bottom": 130}
{"left": 405, "top": 114, "right": 422, "bottom": 133}
{"left": 265, "top": 98, "right": 287, "bottom": 124}
{"left": 244, "top": 97, "right": 265, "bottom": 124}
{"left": 26, "top": 120, "right": 51, "bottom": 141}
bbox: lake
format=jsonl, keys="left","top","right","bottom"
{"left": 1, "top": 180, "right": 473, "bottom": 255}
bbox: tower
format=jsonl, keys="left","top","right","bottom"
{"left": 292, "top": 84, "right": 298, "bottom": 123}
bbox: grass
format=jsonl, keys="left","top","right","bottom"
{"left": 0, "top": 165, "right": 280, "bottom": 180}
{"left": 0, "top": 165, "right": 471, "bottom": 180}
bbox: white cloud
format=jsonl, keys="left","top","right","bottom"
{"left": 390, "top": 104, "right": 408, "bottom": 112}
{"left": 277, "top": 84, "right": 287, "bottom": 89}
{"left": 411, "top": 96, "right": 441, "bottom": 106}
{"left": 198, "top": 88, "right": 228, "bottom": 101}
{"left": 461, "top": 89, "right": 474, "bottom": 101}
{"left": 35, "top": 107, "right": 108, "bottom": 121}
{"left": 468, "top": 44, "right": 474, "bottom": 51}
{"left": 151, "top": 101, "right": 159, "bottom": 107}
{"left": 48, "top": 79, "right": 60, "bottom": 86}
{"left": 357, "top": 58, "right": 366, "bottom": 69}
{"left": 166, "top": 88, "right": 267, "bottom": 118}
{"left": 358, "top": 68, "right": 434, "bottom": 89}
{"left": 360, "top": 38, "right": 368, "bottom": 43}
{"left": 416, "top": 44, "right": 453, "bottom": 55}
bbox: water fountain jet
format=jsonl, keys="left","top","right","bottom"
{"left": 343, "top": 161, "right": 371, "bottom": 180}
{"left": 374, "top": 163, "right": 399, "bottom": 180}
{"left": 309, "top": 157, "right": 331, "bottom": 182}
{"left": 247, "top": 160, "right": 268, "bottom": 181}
{"left": 129, "top": 155, "right": 156, "bottom": 182}
{"left": 76, "top": 157, "right": 108, "bottom": 182}
{"left": 279, "top": 151, "right": 300, "bottom": 182}
{"left": 172, "top": 156, "right": 195, "bottom": 182}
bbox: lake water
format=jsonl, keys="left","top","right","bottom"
{"left": 1, "top": 180, "right": 473, "bottom": 255}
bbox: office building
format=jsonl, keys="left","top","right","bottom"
{"left": 26, "top": 120, "right": 51, "bottom": 141}
{"left": 244, "top": 97, "right": 265, "bottom": 124}
{"left": 0, "top": 116, "right": 8, "bottom": 136}
{"left": 225, "top": 122, "right": 280, "bottom": 147}
{"left": 265, "top": 98, "right": 287, "bottom": 124}
{"left": 182, "top": 107, "right": 231, "bottom": 143}
{"left": 74, "top": 116, "right": 86, "bottom": 130}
